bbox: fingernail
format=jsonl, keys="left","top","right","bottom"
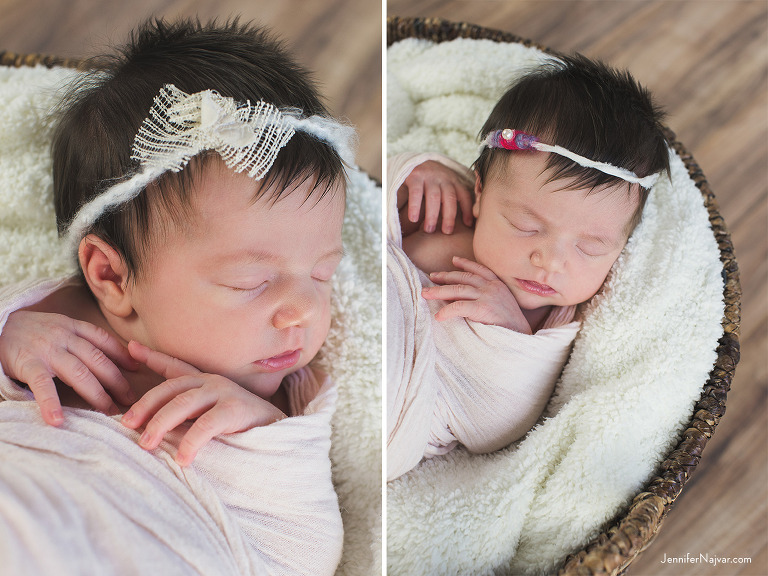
{"left": 122, "top": 409, "right": 134, "bottom": 423}
{"left": 139, "top": 431, "right": 152, "bottom": 448}
{"left": 128, "top": 340, "right": 149, "bottom": 357}
{"left": 425, "top": 224, "right": 435, "bottom": 233}
{"left": 50, "top": 409, "right": 64, "bottom": 426}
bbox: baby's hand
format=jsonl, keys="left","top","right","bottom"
{"left": 399, "top": 160, "right": 474, "bottom": 234}
{"left": 0, "top": 310, "right": 139, "bottom": 425}
{"left": 122, "top": 341, "right": 286, "bottom": 466}
{"left": 422, "top": 256, "right": 532, "bottom": 334}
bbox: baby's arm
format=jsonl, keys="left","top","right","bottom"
{"left": 422, "top": 256, "right": 532, "bottom": 334}
{"left": 0, "top": 310, "right": 139, "bottom": 425}
{"left": 397, "top": 160, "right": 475, "bottom": 235}
{"left": 122, "top": 341, "right": 286, "bottom": 467}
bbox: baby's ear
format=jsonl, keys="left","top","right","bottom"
{"left": 472, "top": 171, "right": 483, "bottom": 219}
{"left": 78, "top": 234, "right": 134, "bottom": 318}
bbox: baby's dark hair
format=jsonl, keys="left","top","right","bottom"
{"left": 53, "top": 17, "right": 345, "bottom": 278}
{"left": 474, "top": 54, "right": 669, "bottom": 233}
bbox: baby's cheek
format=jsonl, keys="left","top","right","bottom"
{"left": 308, "top": 299, "right": 333, "bottom": 355}
{"left": 319, "top": 300, "right": 333, "bottom": 340}
{"left": 580, "top": 266, "right": 614, "bottom": 301}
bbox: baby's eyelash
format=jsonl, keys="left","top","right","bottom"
{"left": 313, "top": 259, "right": 343, "bottom": 282}
{"left": 227, "top": 282, "right": 268, "bottom": 295}
{"left": 509, "top": 221, "right": 537, "bottom": 234}
{"left": 576, "top": 245, "right": 605, "bottom": 258}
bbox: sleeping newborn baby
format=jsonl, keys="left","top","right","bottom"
{"left": 387, "top": 54, "right": 669, "bottom": 481}
{"left": 0, "top": 19, "right": 354, "bottom": 575}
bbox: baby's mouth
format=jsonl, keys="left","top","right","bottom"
{"left": 516, "top": 278, "right": 557, "bottom": 296}
{"left": 254, "top": 349, "right": 301, "bottom": 372}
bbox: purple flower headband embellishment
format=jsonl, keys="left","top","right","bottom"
{"left": 483, "top": 128, "right": 660, "bottom": 189}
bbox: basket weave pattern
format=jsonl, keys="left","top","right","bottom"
{"left": 0, "top": 50, "right": 85, "bottom": 70}
{"left": 387, "top": 16, "right": 741, "bottom": 575}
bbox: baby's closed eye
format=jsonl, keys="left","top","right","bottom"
{"left": 224, "top": 282, "right": 269, "bottom": 296}
{"left": 505, "top": 217, "right": 538, "bottom": 235}
{"left": 575, "top": 242, "right": 609, "bottom": 258}
{"left": 312, "top": 251, "right": 344, "bottom": 282}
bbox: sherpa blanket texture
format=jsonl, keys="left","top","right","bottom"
{"left": 386, "top": 37, "right": 724, "bottom": 575}
{"left": 0, "top": 64, "right": 382, "bottom": 576}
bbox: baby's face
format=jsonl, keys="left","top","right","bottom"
{"left": 128, "top": 158, "right": 345, "bottom": 399}
{"left": 472, "top": 152, "right": 637, "bottom": 311}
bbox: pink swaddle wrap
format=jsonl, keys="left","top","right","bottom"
{"left": 387, "top": 152, "right": 580, "bottom": 481}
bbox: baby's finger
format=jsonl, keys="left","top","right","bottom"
{"left": 422, "top": 183, "right": 442, "bottom": 233}
{"left": 457, "top": 187, "right": 475, "bottom": 227}
{"left": 128, "top": 341, "right": 200, "bottom": 380}
{"left": 429, "top": 269, "right": 486, "bottom": 289}
{"left": 21, "top": 360, "right": 64, "bottom": 426}
{"left": 451, "top": 256, "right": 499, "bottom": 281}
{"left": 136, "top": 383, "right": 215, "bottom": 451}
{"left": 65, "top": 334, "right": 136, "bottom": 406}
{"left": 122, "top": 374, "right": 202, "bottom": 429}
{"left": 422, "top": 282, "right": 478, "bottom": 302}
{"left": 406, "top": 182, "right": 424, "bottom": 224}
{"left": 173, "top": 405, "right": 231, "bottom": 466}
{"left": 433, "top": 300, "right": 482, "bottom": 323}
{"left": 175, "top": 401, "right": 285, "bottom": 466}
{"left": 73, "top": 319, "right": 140, "bottom": 372}
{"left": 47, "top": 348, "right": 120, "bottom": 415}
{"left": 440, "top": 186, "right": 458, "bottom": 234}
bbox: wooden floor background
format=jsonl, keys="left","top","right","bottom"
{"left": 0, "top": 0, "right": 382, "bottom": 180}
{"left": 387, "top": 1, "right": 767, "bottom": 575}
{"left": 1, "top": 0, "right": 767, "bottom": 575}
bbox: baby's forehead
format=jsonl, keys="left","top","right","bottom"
{"left": 492, "top": 153, "right": 638, "bottom": 205}
{"left": 142, "top": 160, "right": 346, "bottom": 250}
{"left": 488, "top": 158, "right": 638, "bottom": 235}
{"left": 169, "top": 156, "right": 345, "bottom": 208}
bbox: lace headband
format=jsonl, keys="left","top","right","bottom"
{"left": 65, "top": 84, "right": 357, "bottom": 252}
{"left": 483, "top": 129, "right": 660, "bottom": 189}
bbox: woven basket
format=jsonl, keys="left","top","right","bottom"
{"left": 0, "top": 50, "right": 87, "bottom": 70}
{"left": 387, "top": 16, "right": 741, "bottom": 575}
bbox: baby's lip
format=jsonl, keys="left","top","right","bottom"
{"left": 253, "top": 349, "right": 301, "bottom": 372}
{"left": 516, "top": 278, "right": 557, "bottom": 296}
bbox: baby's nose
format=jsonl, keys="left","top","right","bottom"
{"left": 531, "top": 242, "right": 566, "bottom": 272}
{"left": 272, "top": 281, "right": 319, "bottom": 330}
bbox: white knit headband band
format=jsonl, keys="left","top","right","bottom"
{"left": 483, "top": 129, "right": 660, "bottom": 189}
{"left": 65, "top": 84, "right": 357, "bottom": 252}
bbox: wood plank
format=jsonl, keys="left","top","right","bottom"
{"left": 0, "top": 0, "right": 382, "bottom": 179}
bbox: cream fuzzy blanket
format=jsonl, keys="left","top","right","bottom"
{"left": 387, "top": 38, "right": 724, "bottom": 575}
{"left": 0, "top": 65, "right": 381, "bottom": 576}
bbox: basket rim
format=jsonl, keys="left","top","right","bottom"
{"left": 387, "top": 15, "right": 742, "bottom": 576}
{"left": 0, "top": 50, "right": 85, "bottom": 70}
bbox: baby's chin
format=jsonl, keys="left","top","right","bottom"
{"left": 234, "top": 371, "right": 290, "bottom": 400}
{"left": 236, "top": 355, "right": 318, "bottom": 400}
